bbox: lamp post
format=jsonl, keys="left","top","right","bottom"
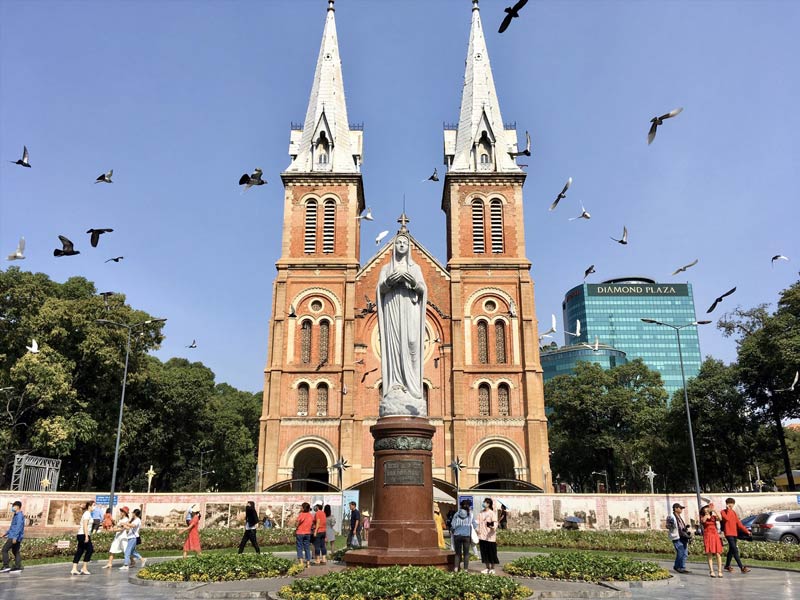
{"left": 97, "top": 318, "right": 167, "bottom": 511}
{"left": 199, "top": 449, "right": 215, "bottom": 492}
{"left": 640, "top": 318, "right": 710, "bottom": 514}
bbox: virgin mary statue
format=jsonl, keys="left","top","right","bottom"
{"left": 376, "top": 233, "right": 427, "bottom": 417}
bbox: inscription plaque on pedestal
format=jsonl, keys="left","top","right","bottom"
{"left": 384, "top": 459, "right": 424, "bottom": 486}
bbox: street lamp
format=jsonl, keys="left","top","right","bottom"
{"left": 97, "top": 317, "right": 167, "bottom": 510}
{"left": 199, "top": 449, "right": 215, "bottom": 492}
{"left": 640, "top": 318, "right": 710, "bottom": 514}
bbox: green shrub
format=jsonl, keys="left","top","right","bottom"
{"left": 278, "top": 565, "right": 531, "bottom": 600}
{"left": 138, "top": 552, "right": 303, "bottom": 582}
{"left": 504, "top": 552, "right": 670, "bottom": 582}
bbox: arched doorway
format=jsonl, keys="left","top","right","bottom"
{"left": 292, "top": 448, "right": 330, "bottom": 492}
{"left": 478, "top": 447, "right": 516, "bottom": 486}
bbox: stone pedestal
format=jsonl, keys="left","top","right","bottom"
{"left": 345, "top": 416, "right": 453, "bottom": 568}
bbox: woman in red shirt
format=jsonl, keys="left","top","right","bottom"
{"left": 312, "top": 503, "right": 328, "bottom": 565}
{"left": 294, "top": 503, "right": 313, "bottom": 567}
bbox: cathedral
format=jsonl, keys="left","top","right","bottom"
{"left": 256, "top": 0, "right": 551, "bottom": 503}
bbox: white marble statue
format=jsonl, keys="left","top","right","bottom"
{"left": 376, "top": 234, "right": 427, "bottom": 417}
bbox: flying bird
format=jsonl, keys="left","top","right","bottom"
{"left": 356, "top": 207, "right": 374, "bottom": 221}
{"left": 584, "top": 265, "right": 596, "bottom": 279}
{"left": 549, "top": 177, "right": 572, "bottom": 211}
{"left": 565, "top": 319, "right": 581, "bottom": 338}
{"left": 288, "top": 304, "right": 297, "bottom": 318}
{"left": 354, "top": 358, "right": 365, "bottom": 365}
{"left": 239, "top": 168, "right": 267, "bottom": 191}
{"left": 10, "top": 146, "right": 30, "bottom": 168}
{"left": 508, "top": 299, "right": 518, "bottom": 318}
{"left": 610, "top": 226, "right": 628, "bottom": 245}
{"left": 568, "top": 203, "right": 591, "bottom": 221}
{"left": 315, "top": 358, "right": 327, "bottom": 371}
{"left": 423, "top": 168, "right": 439, "bottom": 182}
{"left": 26, "top": 339, "right": 39, "bottom": 354}
{"left": 342, "top": 384, "right": 348, "bottom": 396}
{"left": 186, "top": 339, "right": 197, "bottom": 349}
{"left": 53, "top": 235, "right": 79, "bottom": 257}
{"left": 7, "top": 237, "right": 25, "bottom": 261}
{"left": 540, "top": 313, "right": 557, "bottom": 337}
{"left": 363, "top": 294, "right": 377, "bottom": 313}
{"left": 582, "top": 336, "right": 600, "bottom": 352}
{"left": 86, "top": 228, "right": 113, "bottom": 247}
{"left": 706, "top": 287, "right": 737, "bottom": 314}
{"left": 375, "top": 230, "right": 389, "bottom": 246}
{"left": 105, "top": 256, "right": 124, "bottom": 263}
{"left": 508, "top": 130, "right": 531, "bottom": 158}
{"left": 776, "top": 371, "right": 799, "bottom": 393}
{"left": 671, "top": 259, "right": 699, "bottom": 276}
{"left": 771, "top": 254, "right": 789, "bottom": 266}
{"left": 647, "top": 107, "right": 683, "bottom": 145}
{"left": 95, "top": 169, "right": 113, "bottom": 184}
{"left": 498, "top": 0, "right": 529, "bottom": 33}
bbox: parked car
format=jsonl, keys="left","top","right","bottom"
{"left": 750, "top": 511, "right": 800, "bottom": 544}
{"left": 738, "top": 514, "right": 757, "bottom": 540}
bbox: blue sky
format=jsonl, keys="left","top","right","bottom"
{"left": 1, "top": 0, "right": 798, "bottom": 392}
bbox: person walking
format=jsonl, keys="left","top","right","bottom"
{"left": 498, "top": 504, "right": 508, "bottom": 530}
{"left": 347, "top": 501, "right": 362, "bottom": 548}
{"left": 71, "top": 500, "right": 96, "bottom": 575}
{"left": 477, "top": 497, "right": 499, "bottom": 574}
{"left": 312, "top": 503, "right": 327, "bottom": 565}
{"left": 294, "top": 502, "right": 313, "bottom": 567}
{"left": 665, "top": 502, "right": 692, "bottom": 574}
{"left": 237, "top": 501, "right": 261, "bottom": 554}
{"left": 103, "top": 506, "right": 130, "bottom": 569}
{"left": 450, "top": 499, "right": 478, "bottom": 572}
{"left": 121, "top": 508, "right": 145, "bottom": 570}
{"left": 720, "top": 498, "right": 751, "bottom": 574}
{"left": 324, "top": 505, "right": 337, "bottom": 554}
{"left": 701, "top": 504, "right": 724, "bottom": 577}
{"left": 182, "top": 509, "right": 202, "bottom": 559}
{"left": 433, "top": 504, "right": 446, "bottom": 549}
{"left": 90, "top": 504, "right": 103, "bottom": 534}
{"left": 1, "top": 500, "right": 24, "bottom": 573}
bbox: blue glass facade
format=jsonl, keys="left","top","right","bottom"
{"left": 561, "top": 278, "right": 702, "bottom": 396}
{"left": 541, "top": 344, "right": 628, "bottom": 383}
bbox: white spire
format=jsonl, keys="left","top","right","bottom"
{"left": 446, "top": 0, "right": 520, "bottom": 173}
{"left": 287, "top": 0, "right": 362, "bottom": 173}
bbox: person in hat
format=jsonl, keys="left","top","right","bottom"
{"left": 433, "top": 504, "right": 445, "bottom": 549}
{"left": 103, "top": 506, "right": 130, "bottom": 569}
{"left": 666, "top": 502, "right": 692, "bottom": 574}
{"left": 361, "top": 510, "right": 370, "bottom": 543}
{"left": 185, "top": 504, "right": 196, "bottom": 526}
{"left": 720, "top": 498, "right": 751, "bottom": 574}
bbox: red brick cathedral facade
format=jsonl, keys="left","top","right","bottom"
{"left": 257, "top": 1, "right": 551, "bottom": 501}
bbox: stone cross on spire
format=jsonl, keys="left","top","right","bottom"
{"left": 397, "top": 213, "right": 410, "bottom": 233}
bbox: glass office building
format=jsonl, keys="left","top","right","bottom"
{"left": 561, "top": 277, "right": 702, "bottom": 396}
{"left": 541, "top": 343, "right": 628, "bottom": 383}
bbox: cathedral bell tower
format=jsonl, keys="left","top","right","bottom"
{"left": 441, "top": 0, "right": 551, "bottom": 491}
{"left": 257, "top": 0, "right": 366, "bottom": 491}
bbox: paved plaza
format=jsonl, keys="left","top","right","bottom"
{"left": 0, "top": 552, "right": 798, "bottom": 599}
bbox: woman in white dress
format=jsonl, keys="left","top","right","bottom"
{"left": 102, "top": 506, "right": 130, "bottom": 569}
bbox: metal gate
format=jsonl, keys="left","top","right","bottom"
{"left": 10, "top": 454, "right": 61, "bottom": 491}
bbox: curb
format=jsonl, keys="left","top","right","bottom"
{"left": 597, "top": 575, "right": 674, "bottom": 590}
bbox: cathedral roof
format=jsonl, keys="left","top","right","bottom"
{"left": 358, "top": 231, "right": 450, "bottom": 283}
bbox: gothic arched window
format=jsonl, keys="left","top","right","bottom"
{"left": 300, "top": 319, "right": 312, "bottom": 364}
{"left": 316, "top": 383, "right": 328, "bottom": 416}
{"left": 498, "top": 383, "right": 510, "bottom": 417}
{"left": 304, "top": 200, "right": 318, "bottom": 254}
{"left": 495, "top": 320, "right": 507, "bottom": 364}
{"left": 477, "top": 320, "right": 489, "bottom": 364}
{"left": 478, "top": 383, "right": 490, "bottom": 416}
{"left": 490, "top": 199, "right": 504, "bottom": 253}
{"left": 322, "top": 199, "right": 336, "bottom": 253}
{"left": 472, "top": 199, "right": 485, "bottom": 254}
{"left": 316, "top": 131, "right": 329, "bottom": 165}
{"left": 318, "top": 320, "right": 330, "bottom": 365}
{"left": 297, "top": 383, "right": 309, "bottom": 415}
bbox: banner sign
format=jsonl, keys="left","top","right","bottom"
{"left": 587, "top": 283, "right": 689, "bottom": 297}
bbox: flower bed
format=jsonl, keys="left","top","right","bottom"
{"left": 278, "top": 566, "right": 531, "bottom": 600}
{"left": 138, "top": 552, "right": 302, "bottom": 582}
{"left": 504, "top": 553, "right": 669, "bottom": 583}
{"left": 497, "top": 529, "right": 800, "bottom": 563}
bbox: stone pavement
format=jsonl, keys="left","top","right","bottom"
{"left": 0, "top": 551, "right": 797, "bottom": 600}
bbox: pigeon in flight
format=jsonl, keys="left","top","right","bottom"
{"left": 568, "top": 203, "right": 591, "bottom": 221}
{"left": 508, "top": 130, "right": 531, "bottom": 158}
{"left": 288, "top": 304, "right": 297, "bottom": 318}
{"left": 706, "top": 287, "right": 737, "bottom": 314}
{"left": 87, "top": 228, "right": 113, "bottom": 247}
{"left": 549, "top": 177, "right": 572, "bottom": 211}
{"left": 356, "top": 207, "right": 374, "bottom": 221}
{"left": 10, "top": 146, "right": 30, "bottom": 168}
{"left": 363, "top": 294, "right": 377, "bottom": 313}
{"left": 26, "top": 339, "right": 39, "bottom": 354}
{"left": 582, "top": 336, "right": 600, "bottom": 352}
{"left": 53, "top": 235, "right": 80, "bottom": 257}
{"left": 610, "top": 226, "right": 628, "bottom": 245}
{"left": 186, "top": 339, "right": 197, "bottom": 348}
{"left": 239, "top": 168, "right": 267, "bottom": 191}
{"left": 105, "top": 256, "right": 124, "bottom": 263}
{"left": 771, "top": 254, "right": 789, "bottom": 266}
{"left": 95, "top": 169, "right": 113, "bottom": 184}
{"left": 354, "top": 358, "right": 365, "bottom": 365}
{"left": 375, "top": 230, "right": 390, "bottom": 246}
{"left": 647, "top": 107, "right": 683, "bottom": 145}
{"left": 7, "top": 237, "right": 25, "bottom": 261}
{"left": 498, "top": 0, "right": 529, "bottom": 33}
{"left": 584, "top": 265, "right": 596, "bottom": 279}
{"left": 776, "top": 371, "right": 799, "bottom": 393}
{"left": 508, "top": 299, "right": 518, "bottom": 318}
{"left": 671, "top": 259, "right": 699, "bottom": 275}
{"left": 423, "top": 168, "right": 439, "bottom": 182}
{"left": 565, "top": 319, "right": 581, "bottom": 338}
{"left": 540, "top": 313, "right": 557, "bottom": 337}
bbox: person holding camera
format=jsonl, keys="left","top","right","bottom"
{"left": 477, "top": 497, "right": 499, "bottom": 574}
{"left": 666, "top": 502, "right": 692, "bottom": 574}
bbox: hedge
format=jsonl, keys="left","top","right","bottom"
{"left": 504, "top": 552, "right": 670, "bottom": 582}
{"left": 138, "top": 552, "right": 303, "bottom": 582}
